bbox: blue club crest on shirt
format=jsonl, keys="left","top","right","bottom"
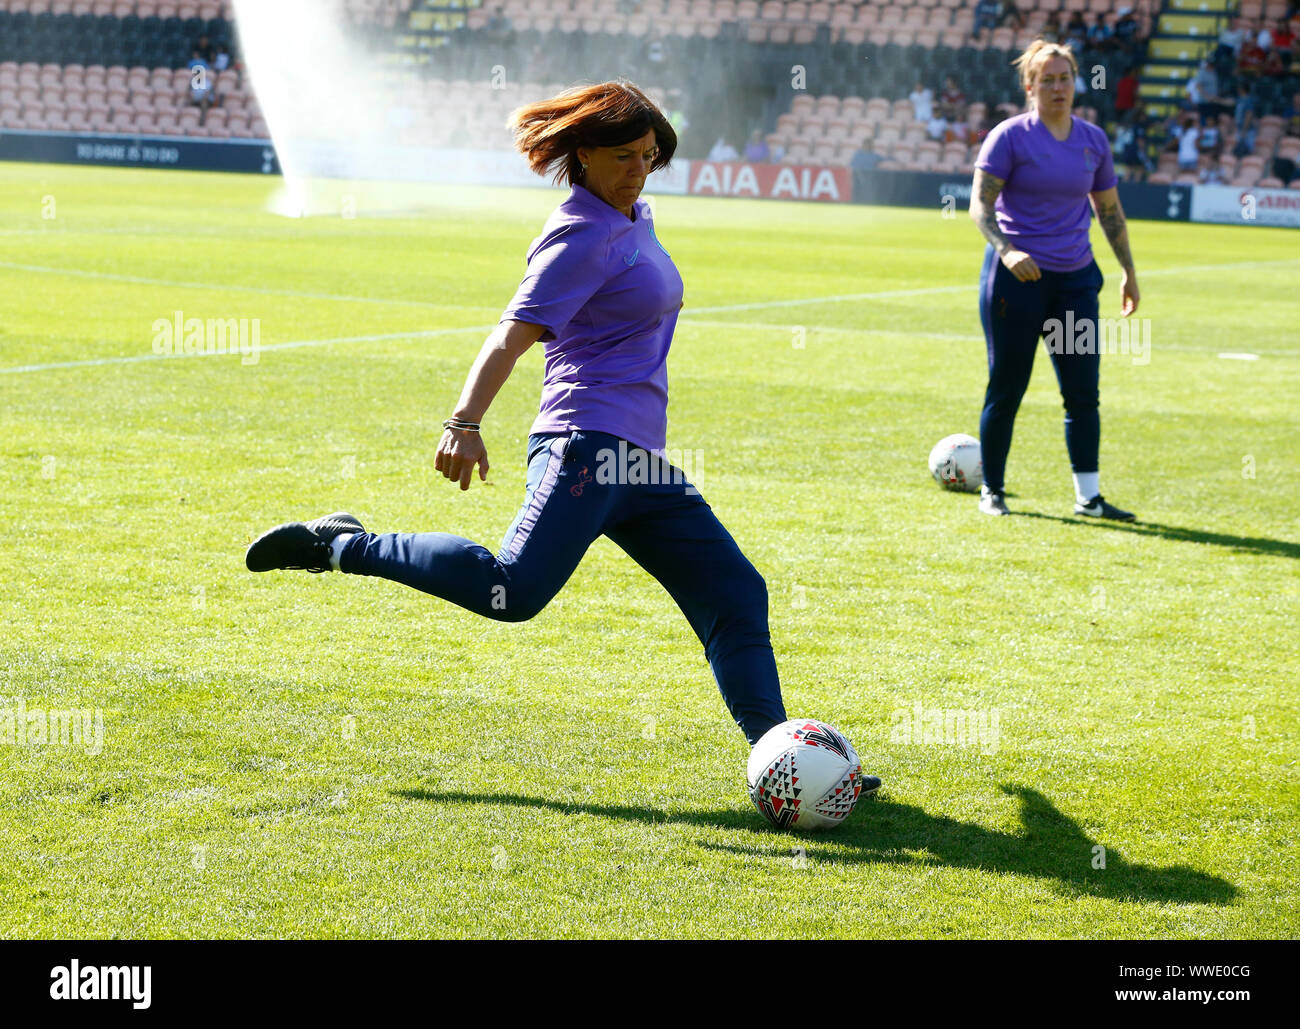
{"left": 1083, "top": 147, "right": 1097, "bottom": 171}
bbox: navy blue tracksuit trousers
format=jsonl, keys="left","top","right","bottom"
{"left": 337, "top": 430, "right": 786, "bottom": 743}
{"left": 978, "top": 243, "right": 1103, "bottom": 493}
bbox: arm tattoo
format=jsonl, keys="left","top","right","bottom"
{"left": 970, "top": 170, "right": 1012, "bottom": 255}
{"left": 1094, "top": 194, "right": 1134, "bottom": 271}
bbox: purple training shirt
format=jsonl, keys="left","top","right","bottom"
{"left": 501, "top": 183, "right": 685, "bottom": 453}
{"left": 974, "top": 112, "right": 1118, "bottom": 272}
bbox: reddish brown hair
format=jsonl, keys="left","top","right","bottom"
{"left": 508, "top": 81, "right": 677, "bottom": 187}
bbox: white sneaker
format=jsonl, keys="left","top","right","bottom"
{"left": 979, "top": 486, "right": 1009, "bottom": 516}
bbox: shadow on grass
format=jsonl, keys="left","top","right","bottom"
{"left": 1016, "top": 511, "right": 1299, "bottom": 560}
{"left": 395, "top": 784, "right": 1237, "bottom": 905}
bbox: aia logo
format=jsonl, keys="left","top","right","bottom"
{"left": 569, "top": 466, "right": 593, "bottom": 497}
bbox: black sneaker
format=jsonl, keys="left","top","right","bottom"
{"left": 861, "top": 774, "right": 883, "bottom": 797}
{"left": 246, "top": 512, "right": 365, "bottom": 573}
{"left": 979, "top": 486, "right": 1010, "bottom": 516}
{"left": 1073, "top": 494, "right": 1135, "bottom": 522}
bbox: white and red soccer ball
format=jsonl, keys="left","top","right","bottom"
{"left": 928, "top": 433, "right": 983, "bottom": 492}
{"left": 747, "top": 719, "right": 868, "bottom": 831}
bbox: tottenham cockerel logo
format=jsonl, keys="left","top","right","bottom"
{"left": 791, "top": 721, "right": 850, "bottom": 760}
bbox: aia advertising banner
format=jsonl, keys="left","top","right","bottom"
{"left": 687, "top": 161, "right": 852, "bottom": 202}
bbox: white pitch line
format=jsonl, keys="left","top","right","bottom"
{"left": 679, "top": 317, "right": 982, "bottom": 341}
{"left": 678, "top": 319, "right": 1296, "bottom": 357}
{"left": 0, "top": 260, "right": 495, "bottom": 311}
{"left": 686, "top": 256, "right": 1300, "bottom": 314}
{"left": 686, "top": 284, "right": 973, "bottom": 313}
{"left": 1, "top": 254, "right": 1297, "bottom": 320}
{"left": 0, "top": 325, "right": 495, "bottom": 375}
{"left": 3, "top": 254, "right": 1298, "bottom": 375}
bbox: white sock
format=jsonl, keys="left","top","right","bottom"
{"left": 329, "top": 533, "right": 356, "bottom": 572}
{"left": 1073, "top": 472, "right": 1100, "bottom": 504}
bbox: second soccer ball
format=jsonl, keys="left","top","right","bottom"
{"left": 928, "top": 433, "right": 983, "bottom": 493}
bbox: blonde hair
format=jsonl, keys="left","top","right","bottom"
{"left": 1012, "top": 40, "right": 1079, "bottom": 102}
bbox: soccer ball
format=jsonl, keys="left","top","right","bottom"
{"left": 928, "top": 433, "right": 983, "bottom": 492}
{"left": 747, "top": 719, "right": 868, "bottom": 831}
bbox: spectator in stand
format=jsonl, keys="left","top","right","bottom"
{"left": 940, "top": 76, "right": 966, "bottom": 121}
{"left": 1130, "top": 9, "right": 1151, "bottom": 62}
{"left": 1197, "top": 120, "right": 1223, "bottom": 164}
{"left": 1114, "top": 66, "right": 1140, "bottom": 119}
{"left": 1113, "top": 8, "right": 1138, "bottom": 58}
{"left": 973, "top": 0, "right": 1001, "bottom": 43}
{"left": 187, "top": 49, "right": 214, "bottom": 121}
{"left": 998, "top": 1, "right": 1025, "bottom": 31}
{"left": 1215, "top": 17, "right": 1247, "bottom": 79}
{"left": 1042, "top": 11, "right": 1063, "bottom": 44}
{"left": 1190, "top": 60, "right": 1228, "bottom": 124}
{"left": 707, "top": 136, "right": 739, "bottom": 162}
{"left": 485, "top": 5, "right": 513, "bottom": 45}
{"left": 214, "top": 44, "right": 231, "bottom": 74}
{"left": 1088, "top": 14, "right": 1115, "bottom": 54}
{"left": 1199, "top": 161, "right": 1225, "bottom": 184}
{"left": 1238, "top": 35, "right": 1267, "bottom": 78}
{"left": 1233, "top": 83, "right": 1257, "bottom": 156}
{"left": 665, "top": 92, "right": 689, "bottom": 147}
{"left": 1263, "top": 40, "right": 1287, "bottom": 76}
{"left": 850, "top": 142, "right": 884, "bottom": 171}
{"left": 1273, "top": 20, "right": 1295, "bottom": 68}
{"left": 910, "top": 81, "right": 934, "bottom": 123}
{"left": 1254, "top": 19, "right": 1273, "bottom": 52}
{"left": 194, "top": 34, "right": 214, "bottom": 64}
{"left": 1176, "top": 114, "right": 1201, "bottom": 171}
{"left": 1115, "top": 106, "right": 1152, "bottom": 181}
{"left": 743, "top": 129, "right": 768, "bottom": 162}
{"left": 1064, "top": 11, "right": 1089, "bottom": 57}
{"left": 646, "top": 27, "right": 669, "bottom": 70}
{"left": 927, "top": 109, "right": 950, "bottom": 141}
{"left": 1074, "top": 65, "right": 1090, "bottom": 104}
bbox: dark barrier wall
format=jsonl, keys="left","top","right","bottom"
{"left": 851, "top": 168, "right": 1193, "bottom": 222}
{"left": 0, "top": 133, "right": 1217, "bottom": 226}
{"left": 0, "top": 129, "right": 279, "bottom": 174}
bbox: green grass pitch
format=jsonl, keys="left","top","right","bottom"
{"left": 1, "top": 162, "right": 1296, "bottom": 938}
